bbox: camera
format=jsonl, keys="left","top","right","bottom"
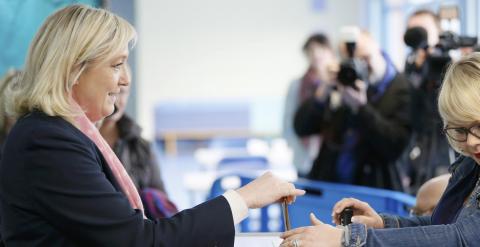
{"left": 437, "top": 31, "right": 477, "bottom": 51}
{"left": 404, "top": 26, "right": 478, "bottom": 86}
{"left": 337, "top": 26, "right": 369, "bottom": 89}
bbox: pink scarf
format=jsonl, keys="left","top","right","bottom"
{"left": 72, "top": 103, "right": 145, "bottom": 216}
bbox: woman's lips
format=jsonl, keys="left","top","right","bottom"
{"left": 475, "top": 153, "right": 480, "bottom": 159}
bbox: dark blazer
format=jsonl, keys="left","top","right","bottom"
{"left": 0, "top": 111, "right": 234, "bottom": 247}
{"left": 294, "top": 73, "right": 412, "bottom": 191}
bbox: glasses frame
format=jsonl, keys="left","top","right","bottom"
{"left": 443, "top": 125, "right": 480, "bottom": 142}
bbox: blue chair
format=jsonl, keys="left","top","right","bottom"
{"left": 289, "top": 178, "right": 416, "bottom": 228}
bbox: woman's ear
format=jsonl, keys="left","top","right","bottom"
{"left": 71, "top": 61, "right": 87, "bottom": 87}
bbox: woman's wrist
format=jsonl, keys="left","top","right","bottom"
{"left": 235, "top": 186, "right": 252, "bottom": 208}
{"left": 223, "top": 190, "right": 249, "bottom": 224}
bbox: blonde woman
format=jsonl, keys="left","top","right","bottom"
{"left": 0, "top": 5, "right": 304, "bottom": 246}
{"left": 280, "top": 53, "right": 480, "bottom": 247}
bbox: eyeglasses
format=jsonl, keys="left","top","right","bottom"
{"left": 443, "top": 124, "right": 480, "bottom": 142}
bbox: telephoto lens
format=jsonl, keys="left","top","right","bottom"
{"left": 340, "top": 207, "right": 353, "bottom": 226}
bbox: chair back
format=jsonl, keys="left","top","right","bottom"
{"left": 289, "top": 178, "right": 416, "bottom": 228}
{"left": 208, "top": 174, "right": 284, "bottom": 232}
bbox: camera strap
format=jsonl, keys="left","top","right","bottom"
{"left": 369, "top": 52, "right": 397, "bottom": 102}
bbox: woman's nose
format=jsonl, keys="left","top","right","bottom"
{"left": 119, "top": 66, "right": 130, "bottom": 86}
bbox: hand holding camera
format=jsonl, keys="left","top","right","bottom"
{"left": 340, "top": 79, "right": 367, "bottom": 113}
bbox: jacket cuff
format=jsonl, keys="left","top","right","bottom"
{"left": 379, "top": 213, "right": 400, "bottom": 228}
{"left": 223, "top": 190, "right": 248, "bottom": 225}
{"left": 342, "top": 223, "right": 367, "bottom": 247}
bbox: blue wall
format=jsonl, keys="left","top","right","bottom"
{"left": 0, "top": 0, "right": 101, "bottom": 77}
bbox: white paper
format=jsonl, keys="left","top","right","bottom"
{"left": 234, "top": 232, "right": 282, "bottom": 247}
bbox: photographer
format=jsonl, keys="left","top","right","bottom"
{"left": 283, "top": 33, "right": 337, "bottom": 177}
{"left": 404, "top": 10, "right": 441, "bottom": 89}
{"left": 402, "top": 10, "right": 459, "bottom": 192}
{"left": 293, "top": 28, "right": 411, "bottom": 191}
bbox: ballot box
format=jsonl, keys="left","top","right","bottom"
{"left": 234, "top": 232, "right": 282, "bottom": 247}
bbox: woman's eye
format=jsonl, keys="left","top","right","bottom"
{"left": 113, "top": 63, "right": 123, "bottom": 70}
{"left": 454, "top": 128, "right": 465, "bottom": 134}
{"left": 472, "top": 125, "right": 480, "bottom": 134}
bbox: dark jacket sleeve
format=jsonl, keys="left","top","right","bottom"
{"left": 356, "top": 75, "right": 412, "bottom": 160}
{"left": 294, "top": 98, "right": 327, "bottom": 137}
{"left": 25, "top": 124, "right": 234, "bottom": 247}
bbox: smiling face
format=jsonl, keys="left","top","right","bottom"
{"left": 72, "top": 48, "right": 129, "bottom": 122}
{"left": 107, "top": 81, "right": 131, "bottom": 123}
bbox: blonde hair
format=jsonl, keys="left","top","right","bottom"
{"left": 438, "top": 52, "right": 480, "bottom": 152}
{"left": 6, "top": 4, "right": 136, "bottom": 121}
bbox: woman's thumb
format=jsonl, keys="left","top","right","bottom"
{"left": 310, "top": 213, "right": 323, "bottom": 226}
{"left": 351, "top": 215, "right": 369, "bottom": 224}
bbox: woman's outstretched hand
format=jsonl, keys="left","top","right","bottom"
{"left": 235, "top": 172, "right": 305, "bottom": 209}
{"left": 280, "top": 213, "right": 342, "bottom": 247}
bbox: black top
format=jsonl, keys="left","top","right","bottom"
{"left": 113, "top": 114, "right": 165, "bottom": 192}
{"left": 0, "top": 111, "right": 234, "bottom": 246}
{"left": 432, "top": 156, "right": 480, "bottom": 225}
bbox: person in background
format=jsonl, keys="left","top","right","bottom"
{"left": 0, "top": 69, "right": 16, "bottom": 247}
{"left": 294, "top": 28, "right": 411, "bottom": 191}
{"left": 99, "top": 64, "right": 176, "bottom": 219}
{"left": 280, "top": 52, "right": 480, "bottom": 247}
{"left": 410, "top": 173, "right": 450, "bottom": 216}
{"left": 283, "top": 33, "right": 337, "bottom": 177}
{"left": 402, "top": 9, "right": 453, "bottom": 193}
{"left": 0, "top": 5, "right": 305, "bottom": 246}
{"left": 0, "top": 69, "right": 20, "bottom": 247}
{"left": 0, "top": 70, "right": 21, "bottom": 156}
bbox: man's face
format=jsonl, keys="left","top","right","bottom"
{"left": 305, "top": 43, "right": 335, "bottom": 70}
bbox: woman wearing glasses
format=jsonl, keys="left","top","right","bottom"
{"left": 280, "top": 53, "right": 480, "bottom": 246}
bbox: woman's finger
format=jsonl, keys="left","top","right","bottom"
{"left": 332, "top": 198, "right": 357, "bottom": 216}
{"left": 310, "top": 212, "right": 323, "bottom": 226}
{"left": 280, "top": 227, "right": 306, "bottom": 239}
{"left": 351, "top": 215, "right": 370, "bottom": 224}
